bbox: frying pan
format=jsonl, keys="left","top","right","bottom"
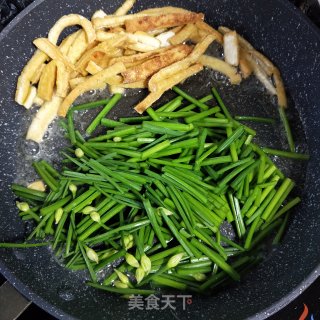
{"left": 0, "top": 0, "right": 320, "bottom": 319}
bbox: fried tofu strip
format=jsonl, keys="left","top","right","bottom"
{"left": 245, "top": 52, "right": 276, "bottom": 95}
{"left": 109, "top": 46, "right": 173, "bottom": 66}
{"left": 119, "top": 80, "right": 147, "bottom": 88}
{"left": 169, "top": 23, "right": 197, "bottom": 45}
{"left": 70, "top": 74, "right": 122, "bottom": 89}
{"left": 33, "top": 38, "right": 75, "bottom": 71}
{"left": 38, "top": 60, "right": 57, "bottom": 101}
{"left": 93, "top": 13, "right": 157, "bottom": 29}
{"left": 48, "top": 14, "right": 96, "bottom": 45}
{"left": 30, "top": 63, "right": 45, "bottom": 85}
{"left": 126, "top": 42, "right": 159, "bottom": 53}
{"left": 115, "top": 0, "right": 136, "bottom": 16}
{"left": 106, "top": 75, "right": 123, "bottom": 85}
{"left": 97, "top": 30, "right": 161, "bottom": 49}
{"left": 22, "top": 50, "right": 48, "bottom": 79}
{"left": 273, "top": 68, "right": 287, "bottom": 108}
{"left": 196, "top": 21, "right": 223, "bottom": 44}
{"left": 109, "top": 86, "right": 125, "bottom": 94}
{"left": 239, "top": 57, "right": 253, "bottom": 79}
{"left": 27, "top": 95, "right": 63, "bottom": 143}
{"left": 67, "top": 30, "right": 89, "bottom": 64}
{"left": 91, "top": 10, "right": 107, "bottom": 20}
{"left": 125, "top": 12, "right": 204, "bottom": 33}
{"left": 59, "top": 30, "right": 81, "bottom": 55}
{"left": 250, "top": 49, "right": 275, "bottom": 76}
{"left": 76, "top": 37, "right": 126, "bottom": 74}
{"left": 140, "top": 7, "right": 191, "bottom": 15}
{"left": 188, "top": 28, "right": 203, "bottom": 44}
{"left": 94, "top": 8, "right": 187, "bottom": 30}
{"left": 135, "top": 63, "right": 203, "bottom": 113}
{"left": 198, "top": 55, "right": 241, "bottom": 85}
{"left": 219, "top": 26, "right": 275, "bottom": 76}
{"left": 122, "top": 44, "right": 192, "bottom": 83}
{"left": 149, "top": 34, "right": 215, "bottom": 92}
{"left": 109, "top": 26, "right": 126, "bottom": 33}
{"left": 96, "top": 30, "right": 118, "bottom": 42}
{"left": 92, "top": 53, "right": 112, "bottom": 69}
{"left": 69, "top": 77, "right": 87, "bottom": 89}
{"left": 58, "top": 62, "right": 126, "bottom": 117}
{"left": 238, "top": 48, "right": 253, "bottom": 78}
{"left": 219, "top": 26, "right": 254, "bottom": 50}
{"left": 219, "top": 27, "right": 276, "bottom": 82}
{"left": 23, "top": 86, "right": 37, "bottom": 109}
{"left": 223, "top": 31, "right": 239, "bottom": 66}
{"left": 33, "top": 95, "right": 44, "bottom": 107}
{"left": 86, "top": 60, "right": 103, "bottom": 75}
{"left": 124, "top": 49, "right": 137, "bottom": 55}
{"left": 156, "top": 63, "right": 203, "bottom": 92}
{"left": 15, "top": 50, "right": 48, "bottom": 105}
{"left": 129, "top": 31, "right": 161, "bottom": 48}
{"left": 134, "top": 91, "right": 164, "bottom": 114}
{"left": 56, "top": 60, "right": 70, "bottom": 98}
{"left": 156, "top": 31, "right": 175, "bottom": 47}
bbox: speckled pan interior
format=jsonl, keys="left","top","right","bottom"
{"left": 0, "top": 0, "right": 320, "bottom": 319}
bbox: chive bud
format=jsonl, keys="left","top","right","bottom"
{"left": 101, "top": 249, "right": 117, "bottom": 259}
{"left": 82, "top": 206, "right": 96, "bottom": 215}
{"left": 127, "top": 240, "right": 134, "bottom": 250}
{"left": 167, "top": 253, "right": 184, "bottom": 269}
{"left": 75, "top": 148, "right": 84, "bottom": 158}
{"left": 159, "top": 207, "right": 173, "bottom": 216}
{"left": 245, "top": 135, "right": 253, "bottom": 145}
{"left": 90, "top": 211, "right": 100, "bottom": 222}
{"left": 123, "top": 234, "right": 134, "bottom": 250}
{"left": 16, "top": 201, "right": 30, "bottom": 212}
{"left": 85, "top": 246, "right": 99, "bottom": 264}
{"left": 54, "top": 208, "right": 64, "bottom": 224}
{"left": 133, "top": 215, "right": 141, "bottom": 222}
{"left": 115, "top": 269, "right": 130, "bottom": 285}
{"left": 135, "top": 267, "right": 145, "bottom": 284}
{"left": 193, "top": 273, "right": 207, "bottom": 281}
{"left": 113, "top": 137, "right": 122, "bottom": 142}
{"left": 125, "top": 253, "right": 140, "bottom": 268}
{"left": 140, "top": 254, "right": 151, "bottom": 274}
{"left": 69, "top": 184, "right": 77, "bottom": 198}
{"left": 114, "top": 280, "right": 128, "bottom": 289}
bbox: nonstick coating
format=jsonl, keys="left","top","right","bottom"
{"left": 0, "top": 0, "right": 320, "bottom": 319}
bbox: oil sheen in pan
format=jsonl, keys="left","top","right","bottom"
{"left": 13, "top": 43, "right": 309, "bottom": 284}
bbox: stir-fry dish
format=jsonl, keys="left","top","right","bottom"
{"left": 1, "top": 0, "right": 310, "bottom": 296}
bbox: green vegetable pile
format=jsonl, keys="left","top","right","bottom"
{"left": 4, "top": 87, "right": 309, "bottom": 295}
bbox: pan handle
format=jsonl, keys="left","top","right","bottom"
{"left": 0, "top": 281, "right": 31, "bottom": 320}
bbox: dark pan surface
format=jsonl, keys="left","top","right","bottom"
{"left": 0, "top": 0, "right": 320, "bottom": 319}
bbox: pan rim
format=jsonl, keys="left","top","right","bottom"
{"left": 0, "top": 2, "right": 82, "bottom": 319}
{"left": 0, "top": 0, "right": 319, "bottom": 319}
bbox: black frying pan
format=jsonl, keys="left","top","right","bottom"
{"left": 0, "top": 0, "right": 320, "bottom": 319}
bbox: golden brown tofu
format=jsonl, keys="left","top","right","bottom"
{"left": 122, "top": 44, "right": 193, "bottom": 83}
{"left": 125, "top": 12, "right": 204, "bottom": 33}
